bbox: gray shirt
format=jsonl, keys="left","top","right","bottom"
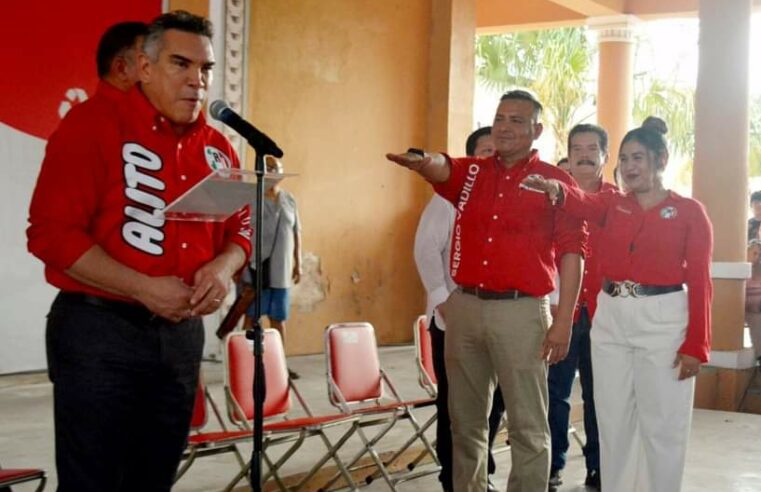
{"left": 250, "top": 190, "right": 301, "bottom": 289}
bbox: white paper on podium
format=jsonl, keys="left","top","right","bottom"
{"left": 163, "top": 168, "right": 294, "bottom": 222}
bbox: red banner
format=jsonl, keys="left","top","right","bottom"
{"left": 0, "top": 1, "right": 161, "bottom": 139}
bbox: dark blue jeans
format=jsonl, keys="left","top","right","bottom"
{"left": 429, "top": 317, "right": 505, "bottom": 491}
{"left": 547, "top": 306, "right": 599, "bottom": 472}
{"left": 46, "top": 292, "right": 204, "bottom": 492}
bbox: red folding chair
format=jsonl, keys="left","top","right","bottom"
{"left": 413, "top": 315, "right": 437, "bottom": 398}
{"left": 174, "top": 373, "right": 251, "bottom": 485}
{"left": 320, "top": 322, "right": 438, "bottom": 491}
{"left": 0, "top": 468, "right": 46, "bottom": 491}
{"left": 224, "top": 330, "right": 360, "bottom": 492}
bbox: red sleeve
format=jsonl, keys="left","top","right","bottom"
{"left": 27, "top": 109, "right": 104, "bottom": 270}
{"left": 432, "top": 154, "right": 468, "bottom": 205}
{"left": 552, "top": 173, "right": 587, "bottom": 258}
{"left": 220, "top": 143, "right": 252, "bottom": 260}
{"left": 559, "top": 182, "right": 614, "bottom": 227}
{"left": 679, "top": 200, "right": 713, "bottom": 363}
{"left": 224, "top": 205, "right": 252, "bottom": 260}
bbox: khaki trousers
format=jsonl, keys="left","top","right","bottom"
{"left": 441, "top": 289, "right": 551, "bottom": 492}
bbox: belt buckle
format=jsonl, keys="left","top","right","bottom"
{"left": 619, "top": 280, "right": 640, "bottom": 298}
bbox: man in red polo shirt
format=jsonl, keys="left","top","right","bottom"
{"left": 548, "top": 124, "right": 616, "bottom": 491}
{"left": 27, "top": 11, "right": 251, "bottom": 492}
{"left": 56, "top": 21, "right": 148, "bottom": 125}
{"left": 387, "top": 90, "right": 586, "bottom": 492}
{"left": 95, "top": 21, "right": 147, "bottom": 93}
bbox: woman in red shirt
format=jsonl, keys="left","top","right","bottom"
{"left": 523, "top": 118, "right": 713, "bottom": 492}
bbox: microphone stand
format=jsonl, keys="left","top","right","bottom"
{"left": 210, "top": 100, "right": 282, "bottom": 491}
{"left": 247, "top": 150, "right": 267, "bottom": 492}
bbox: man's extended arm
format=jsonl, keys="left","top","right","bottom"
{"left": 386, "top": 151, "right": 451, "bottom": 183}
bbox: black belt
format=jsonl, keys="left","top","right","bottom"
{"left": 460, "top": 286, "right": 532, "bottom": 300}
{"left": 602, "top": 279, "right": 684, "bottom": 298}
{"left": 57, "top": 292, "right": 161, "bottom": 325}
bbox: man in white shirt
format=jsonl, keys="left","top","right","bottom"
{"left": 414, "top": 127, "right": 504, "bottom": 492}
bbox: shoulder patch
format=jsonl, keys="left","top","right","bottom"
{"left": 204, "top": 145, "right": 232, "bottom": 170}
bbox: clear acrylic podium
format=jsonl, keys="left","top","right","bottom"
{"left": 163, "top": 168, "right": 296, "bottom": 221}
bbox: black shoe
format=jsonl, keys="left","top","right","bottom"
{"left": 548, "top": 468, "right": 562, "bottom": 491}
{"left": 288, "top": 369, "right": 300, "bottom": 380}
{"left": 585, "top": 469, "right": 600, "bottom": 490}
{"left": 487, "top": 476, "right": 499, "bottom": 492}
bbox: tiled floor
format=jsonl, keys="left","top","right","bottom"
{"left": 1, "top": 345, "right": 760, "bottom": 491}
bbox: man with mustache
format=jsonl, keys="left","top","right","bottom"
{"left": 27, "top": 11, "right": 251, "bottom": 491}
{"left": 547, "top": 123, "right": 615, "bottom": 491}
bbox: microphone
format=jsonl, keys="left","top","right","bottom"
{"left": 209, "top": 100, "right": 283, "bottom": 157}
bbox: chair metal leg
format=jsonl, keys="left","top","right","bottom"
{"left": 256, "top": 432, "right": 306, "bottom": 492}
{"left": 355, "top": 426, "right": 398, "bottom": 491}
{"left": 319, "top": 416, "right": 399, "bottom": 492}
{"left": 174, "top": 448, "right": 197, "bottom": 483}
{"left": 364, "top": 409, "right": 438, "bottom": 484}
{"left": 297, "top": 424, "right": 360, "bottom": 491}
{"left": 35, "top": 475, "right": 47, "bottom": 492}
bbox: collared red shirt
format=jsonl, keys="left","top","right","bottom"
{"left": 576, "top": 181, "right": 619, "bottom": 320}
{"left": 89, "top": 79, "right": 125, "bottom": 106}
{"left": 560, "top": 184, "right": 713, "bottom": 362}
{"left": 27, "top": 86, "right": 252, "bottom": 300}
{"left": 433, "top": 150, "right": 587, "bottom": 296}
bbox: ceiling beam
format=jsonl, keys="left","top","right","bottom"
{"left": 547, "top": 0, "right": 626, "bottom": 16}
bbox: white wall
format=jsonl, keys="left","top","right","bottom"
{"left": 0, "top": 123, "right": 57, "bottom": 374}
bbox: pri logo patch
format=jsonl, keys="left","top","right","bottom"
{"left": 660, "top": 206, "right": 678, "bottom": 219}
{"left": 204, "top": 146, "right": 232, "bottom": 170}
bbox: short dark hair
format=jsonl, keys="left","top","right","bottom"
{"left": 751, "top": 191, "right": 761, "bottom": 205}
{"left": 466, "top": 126, "right": 492, "bottom": 156}
{"left": 620, "top": 115, "right": 669, "bottom": 160}
{"left": 144, "top": 10, "right": 213, "bottom": 62}
{"left": 568, "top": 123, "right": 609, "bottom": 155}
{"left": 96, "top": 21, "right": 147, "bottom": 78}
{"left": 500, "top": 89, "right": 543, "bottom": 120}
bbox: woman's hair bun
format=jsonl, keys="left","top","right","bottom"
{"left": 641, "top": 116, "right": 668, "bottom": 135}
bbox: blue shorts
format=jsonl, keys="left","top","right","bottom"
{"left": 245, "top": 287, "right": 290, "bottom": 321}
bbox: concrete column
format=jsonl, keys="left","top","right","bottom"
{"left": 427, "top": 0, "right": 476, "bottom": 154}
{"left": 692, "top": 0, "right": 754, "bottom": 411}
{"left": 588, "top": 15, "right": 637, "bottom": 182}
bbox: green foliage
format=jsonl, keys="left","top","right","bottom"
{"left": 750, "top": 95, "right": 761, "bottom": 176}
{"left": 632, "top": 77, "right": 695, "bottom": 159}
{"left": 476, "top": 28, "right": 593, "bottom": 161}
{"left": 476, "top": 25, "right": 761, "bottom": 179}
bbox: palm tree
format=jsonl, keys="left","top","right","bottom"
{"left": 476, "top": 28, "right": 593, "bottom": 161}
{"left": 632, "top": 77, "right": 695, "bottom": 158}
{"left": 476, "top": 25, "right": 761, "bottom": 181}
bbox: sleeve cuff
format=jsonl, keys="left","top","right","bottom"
{"left": 678, "top": 343, "right": 710, "bottom": 364}
{"left": 429, "top": 285, "right": 451, "bottom": 309}
{"left": 228, "top": 233, "right": 253, "bottom": 261}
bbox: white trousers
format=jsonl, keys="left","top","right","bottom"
{"left": 591, "top": 290, "right": 694, "bottom": 492}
